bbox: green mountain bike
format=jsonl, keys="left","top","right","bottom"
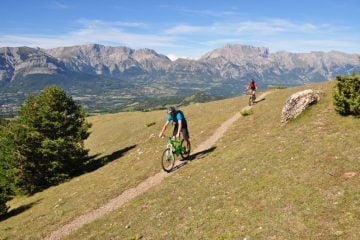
{"left": 161, "top": 136, "right": 191, "bottom": 172}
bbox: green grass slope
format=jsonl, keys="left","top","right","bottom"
{"left": 1, "top": 81, "right": 359, "bottom": 239}
{"left": 65, "top": 81, "right": 359, "bottom": 240}
{"left": 0, "top": 91, "right": 240, "bottom": 239}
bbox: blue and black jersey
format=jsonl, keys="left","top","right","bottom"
{"left": 166, "top": 111, "right": 187, "bottom": 128}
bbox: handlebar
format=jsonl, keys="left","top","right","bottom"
{"left": 161, "top": 135, "right": 182, "bottom": 142}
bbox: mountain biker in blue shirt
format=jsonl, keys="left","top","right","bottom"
{"left": 159, "top": 107, "right": 190, "bottom": 149}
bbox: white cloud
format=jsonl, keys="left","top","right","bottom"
{"left": 178, "top": 8, "right": 236, "bottom": 17}
{"left": 268, "top": 39, "right": 360, "bottom": 53}
{"left": 165, "top": 25, "right": 207, "bottom": 35}
{"left": 51, "top": 1, "right": 69, "bottom": 9}
{"left": 164, "top": 19, "right": 324, "bottom": 36}
{"left": 257, "top": 19, "right": 320, "bottom": 33}
{"left": 77, "top": 19, "right": 147, "bottom": 28}
{"left": 0, "top": 18, "right": 358, "bottom": 58}
{"left": 0, "top": 20, "right": 175, "bottom": 49}
{"left": 158, "top": 5, "right": 237, "bottom": 18}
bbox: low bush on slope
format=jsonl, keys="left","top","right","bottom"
{"left": 333, "top": 74, "right": 360, "bottom": 117}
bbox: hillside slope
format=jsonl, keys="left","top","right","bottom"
{"left": 1, "top": 81, "right": 359, "bottom": 239}
{"left": 0, "top": 92, "right": 241, "bottom": 239}
{"left": 66, "top": 81, "right": 360, "bottom": 239}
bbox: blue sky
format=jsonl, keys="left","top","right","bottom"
{"left": 1, "top": 0, "right": 359, "bottom": 59}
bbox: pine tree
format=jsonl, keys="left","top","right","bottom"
{"left": 13, "top": 86, "right": 91, "bottom": 193}
{"left": 0, "top": 120, "right": 15, "bottom": 216}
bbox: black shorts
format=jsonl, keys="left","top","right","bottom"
{"left": 173, "top": 125, "right": 190, "bottom": 140}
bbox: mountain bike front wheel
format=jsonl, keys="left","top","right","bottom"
{"left": 161, "top": 148, "right": 175, "bottom": 172}
{"left": 180, "top": 139, "right": 191, "bottom": 160}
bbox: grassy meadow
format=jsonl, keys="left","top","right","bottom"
{"left": 0, "top": 89, "right": 240, "bottom": 239}
{"left": 1, "top": 81, "right": 359, "bottom": 239}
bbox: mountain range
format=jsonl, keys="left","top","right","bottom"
{"left": 0, "top": 44, "right": 359, "bottom": 115}
{"left": 1, "top": 44, "right": 359, "bottom": 85}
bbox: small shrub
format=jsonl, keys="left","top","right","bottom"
{"left": 267, "top": 85, "right": 288, "bottom": 90}
{"left": 240, "top": 108, "right": 254, "bottom": 116}
{"left": 333, "top": 75, "right": 360, "bottom": 117}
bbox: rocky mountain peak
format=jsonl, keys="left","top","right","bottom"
{"left": 200, "top": 44, "right": 270, "bottom": 65}
{"left": 0, "top": 46, "right": 65, "bottom": 82}
{"left": 0, "top": 46, "right": 48, "bottom": 61}
{"left": 135, "top": 48, "right": 156, "bottom": 54}
{"left": 133, "top": 48, "right": 170, "bottom": 61}
{"left": 132, "top": 48, "right": 171, "bottom": 71}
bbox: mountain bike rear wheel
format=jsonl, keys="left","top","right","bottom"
{"left": 161, "top": 148, "right": 175, "bottom": 172}
{"left": 180, "top": 139, "right": 191, "bottom": 160}
{"left": 249, "top": 94, "right": 256, "bottom": 106}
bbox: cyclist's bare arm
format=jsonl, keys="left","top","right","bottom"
{"left": 176, "top": 120, "right": 182, "bottom": 138}
{"left": 159, "top": 120, "right": 170, "bottom": 137}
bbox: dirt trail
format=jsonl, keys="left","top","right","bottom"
{"left": 44, "top": 91, "right": 272, "bottom": 240}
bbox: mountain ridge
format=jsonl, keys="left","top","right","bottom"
{"left": 0, "top": 43, "right": 359, "bottom": 115}
{"left": 1, "top": 43, "right": 359, "bottom": 84}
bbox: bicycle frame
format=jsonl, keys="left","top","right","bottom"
{"left": 167, "top": 138, "right": 186, "bottom": 156}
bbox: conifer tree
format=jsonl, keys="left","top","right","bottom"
{"left": 13, "top": 86, "right": 91, "bottom": 193}
{"left": 0, "top": 121, "right": 15, "bottom": 215}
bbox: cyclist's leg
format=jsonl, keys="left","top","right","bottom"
{"left": 181, "top": 127, "right": 189, "bottom": 140}
{"left": 181, "top": 127, "right": 190, "bottom": 151}
{"left": 251, "top": 89, "right": 256, "bottom": 100}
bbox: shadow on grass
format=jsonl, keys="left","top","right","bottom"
{"left": 167, "top": 146, "right": 217, "bottom": 173}
{"left": 188, "top": 146, "right": 217, "bottom": 161}
{"left": 0, "top": 199, "right": 42, "bottom": 222}
{"left": 254, "top": 97, "right": 266, "bottom": 103}
{"left": 82, "top": 145, "right": 137, "bottom": 173}
{"left": 0, "top": 145, "right": 137, "bottom": 220}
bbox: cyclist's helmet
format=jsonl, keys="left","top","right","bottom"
{"left": 251, "top": 79, "right": 255, "bottom": 83}
{"left": 167, "top": 106, "right": 176, "bottom": 114}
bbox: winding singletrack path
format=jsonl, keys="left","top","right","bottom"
{"left": 45, "top": 91, "right": 272, "bottom": 240}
